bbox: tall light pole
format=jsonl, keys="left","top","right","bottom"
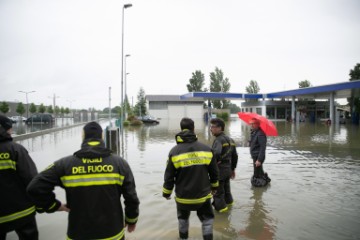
{"left": 18, "top": 90, "right": 35, "bottom": 118}
{"left": 121, "top": 3, "right": 132, "bottom": 126}
{"left": 124, "top": 54, "right": 131, "bottom": 119}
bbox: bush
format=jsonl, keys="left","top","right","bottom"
{"left": 216, "top": 112, "right": 229, "bottom": 121}
{"left": 123, "top": 120, "right": 130, "bottom": 126}
{"left": 130, "top": 119, "right": 143, "bottom": 126}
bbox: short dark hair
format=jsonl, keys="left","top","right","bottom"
{"left": 180, "top": 118, "right": 194, "bottom": 131}
{"left": 210, "top": 118, "right": 225, "bottom": 131}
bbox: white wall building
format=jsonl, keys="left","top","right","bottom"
{"left": 146, "top": 95, "right": 204, "bottom": 119}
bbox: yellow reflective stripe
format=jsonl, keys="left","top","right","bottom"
{"left": 0, "top": 160, "right": 16, "bottom": 170}
{"left": 176, "top": 136, "right": 184, "bottom": 143}
{"left": 88, "top": 141, "right": 101, "bottom": 146}
{"left": 175, "top": 193, "right": 212, "bottom": 204}
{"left": 172, "top": 151, "right": 213, "bottom": 169}
{"left": 48, "top": 202, "right": 57, "bottom": 210}
{"left": 66, "top": 228, "right": 125, "bottom": 240}
{"left": 61, "top": 173, "right": 124, "bottom": 187}
{"left": 222, "top": 143, "right": 235, "bottom": 147}
{"left": 0, "top": 206, "right": 35, "bottom": 224}
{"left": 43, "top": 163, "right": 54, "bottom": 172}
{"left": 219, "top": 207, "right": 228, "bottom": 213}
{"left": 211, "top": 181, "right": 219, "bottom": 188}
{"left": 125, "top": 215, "right": 138, "bottom": 223}
{"left": 162, "top": 187, "right": 173, "bottom": 195}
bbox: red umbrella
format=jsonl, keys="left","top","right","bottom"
{"left": 237, "top": 112, "right": 278, "bottom": 136}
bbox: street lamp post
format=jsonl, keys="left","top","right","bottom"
{"left": 18, "top": 90, "right": 36, "bottom": 118}
{"left": 120, "top": 3, "right": 132, "bottom": 126}
{"left": 124, "top": 54, "right": 131, "bottom": 120}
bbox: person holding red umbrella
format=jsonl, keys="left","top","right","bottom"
{"left": 249, "top": 118, "right": 271, "bottom": 187}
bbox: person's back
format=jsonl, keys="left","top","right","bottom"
{"left": 0, "top": 115, "right": 38, "bottom": 240}
{"left": 166, "top": 131, "right": 217, "bottom": 202}
{"left": 27, "top": 122, "right": 139, "bottom": 239}
{"left": 163, "top": 118, "right": 218, "bottom": 240}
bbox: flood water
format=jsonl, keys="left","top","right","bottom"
{"left": 7, "top": 117, "right": 360, "bottom": 240}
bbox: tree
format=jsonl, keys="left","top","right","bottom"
{"left": 29, "top": 103, "right": 37, "bottom": 114}
{"left": 228, "top": 102, "right": 241, "bottom": 114}
{"left": 0, "top": 102, "right": 10, "bottom": 114}
{"left": 55, "top": 106, "right": 60, "bottom": 116}
{"left": 209, "top": 67, "right": 231, "bottom": 109}
{"left": 65, "top": 108, "right": 70, "bottom": 115}
{"left": 298, "top": 80, "right": 312, "bottom": 88}
{"left": 245, "top": 80, "right": 260, "bottom": 93}
{"left": 16, "top": 102, "right": 26, "bottom": 116}
{"left": 47, "top": 105, "right": 54, "bottom": 114}
{"left": 347, "top": 63, "right": 360, "bottom": 121}
{"left": 187, "top": 70, "right": 206, "bottom": 92}
{"left": 38, "top": 103, "right": 46, "bottom": 113}
{"left": 60, "top": 107, "right": 65, "bottom": 116}
{"left": 134, "top": 87, "right": 147, "bottom": 116}
{"left": 124, "top": 95, "right": 132, "bottom": 116}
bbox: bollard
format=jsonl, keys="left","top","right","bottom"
{"left": 105, "top": 126, "right": 120, "bottom": 151}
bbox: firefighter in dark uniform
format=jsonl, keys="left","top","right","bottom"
{"left": 163, "top": 118, "right": 219, "bottom": 240}
{"left": 0, "top": 115, "right": 39, "bottom": 240}
{"left": 27, "top": 121, "right": 140, "bottom": 240}
{"left": 210, "top": 118, "right": 238, "bottom": 213}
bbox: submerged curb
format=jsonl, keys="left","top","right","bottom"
{"left": 13, "top": 122, "right": 88, "bottom": 142}
{"left": 12, "top": 119, "right": 109, "bottom": 142}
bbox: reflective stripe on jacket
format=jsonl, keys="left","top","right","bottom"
{"left": 27, "top": 139, "right": 139, "bottom": 240}
{"left": 163, "top": 130, "right": 219, "bottom": 207}
{"left": 0, "top": 131, "right": 38, "bottom": 230}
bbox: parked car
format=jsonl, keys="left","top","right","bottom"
{"left": 25, "top": 114, "right": 54, "bottom": 124}
{"left": 9, "top": 116, "right": 27, "bottom": 123}
{"left": 137, "top": 115, "right": 160, "bottom": 124}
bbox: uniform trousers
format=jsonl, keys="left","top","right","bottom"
{"left": 177, "top": 200, "right": 214, "bottom": 240}
{"left": 0, "top": 216, "right": 38, "bottom": 240}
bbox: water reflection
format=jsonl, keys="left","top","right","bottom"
{"left": 239, "top": 187, "right": 275, "bottom": 240}
{"left": 11, "top": 118, "right": 80, "bottom": 136}
{"left": 6, "top": 118, "right": 360, "bottom": 240}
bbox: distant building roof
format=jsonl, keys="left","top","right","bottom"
{"left": 146, "top": 95, "right": 204, "bottom": 102}
{"left": 180, "top": 80, "right": 360, "bottom": 100}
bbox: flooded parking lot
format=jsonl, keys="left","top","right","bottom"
{"left": 7, "top": 117, "right": 360, "bottom": 240}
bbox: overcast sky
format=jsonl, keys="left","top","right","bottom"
{"left": 1, "top": 0, "right": 359, "bottom": 110}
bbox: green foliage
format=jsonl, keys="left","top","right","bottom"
{"left": 216, "top": 112, "right": 229, "bottom": 121}
{"left": 0, "top": 102, "right": 10, "bottom": 114}
{"left": 60, "top": 107, "right": 65, "bottom": 115}
{"left": 124, "top": 95, "right": 132, "bottom": 116}
{"left": 112, "top": 106, "right": 121, "bottom": 115}
{"left": 29, "top": 103, "right": 37, "bottom": 114}
{"left": 16, "top": 102, "right": 26, "bottom": 115}
{"left": 134, "top": 87, "right": 147, "bottom": 116}
{"left": 55, "top": 106, "right": 60, "bottom": 115}
{"left": 245, "top": 80, "right": 260, "bottom": 93}
{"left": 129, "top": 119, "right": 143, "bottom": 126}
{"left": 47, "top": 105, "right": 54, "bottom": 114}
{"left": 38, "top": 103, "right": 46, "bottom": 113}
{"left": 349, "top": 63, "right": 360, "bottom": 80}
{"left": 347, "top": 63, "right": 360, "bottom": 113}
{"left": 228, "top": 102, "right": 240, "bottom": 113}
{"left": 209, "top": 67, "right": 231, "bottom": 109}
{"left": 65, "top": 108, "right": 70, "bottom": 114}
{"left": 298, "top": 80, "right": 312, "bottom": 88}
{"left": 187, "top": 70, "right": 206, "bottom": 92}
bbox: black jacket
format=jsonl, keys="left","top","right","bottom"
{"left": 249, "top": 128, "right": 267, "bottom": 162}
{"left": 163, "top": 130, "right": 219, "bottom": 209}
{"left": 212, "top": 132, "right": 238, "bottom": 179}
{"left": 27, "top": 139, "right": 140, "bottom": 240}
{"left": 0, "top": 128, "right": 38, "bottom": 232}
